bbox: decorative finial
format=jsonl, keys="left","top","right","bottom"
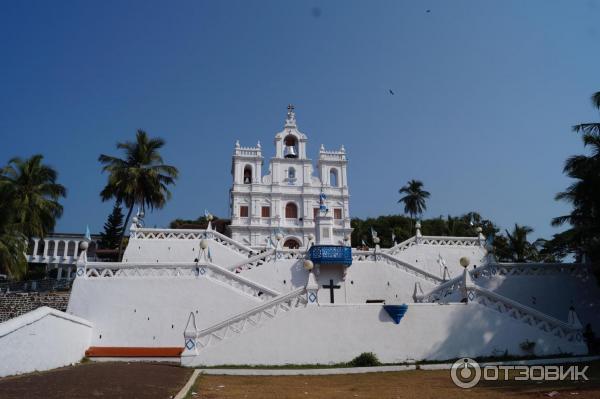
{"left": 257, "top": 140, "right": 261, "bottom": 148}
{"left": 235, "top": 140, "right": 240, "bottom": 148}
{"left": 285, "top": 104, "right": 296, "bottom": 127}
{"left": 340, "top": 144, "right": 345, "bottom": 153}
{"left": 320, "top": 144, "right": 325, "bottom": 151}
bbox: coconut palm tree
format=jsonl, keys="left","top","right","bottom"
{"left": 0, "top": 207, "right": 27, "bottom": 279}
{"left": 398, "top": 180, "right": 430, "bottom": 231}
{"left": 553, "top": 91, "right": 600, "bottom": 263}
{"left": 505, "top": 224, "right": 537, "bottom": 262}
{"left": 0, "top": 154, "right": 66, "bottom": 239}
{"left": 99, "top": 130, "right": 179, "bottom": 259}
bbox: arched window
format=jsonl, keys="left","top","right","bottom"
{"left": 285, "top": 202, "right": 298, "bottom": 219}
{"left": 288, "top": 167, "right": 295, "bottom": 179}
{"left": 283, "top": 238, "right": 301, "bottom": 249}
{"left": 243, "top": 165, "right": 252, "bottom": 184}
{"left": 284, "top": 135, "right": 298, "bottom": 158}
{"left": 329, "top": 168, "right": 338, "bottom": 187}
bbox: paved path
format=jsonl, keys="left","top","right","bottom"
{"left": 0, "top": 362, "right": 192, "bottom": 399}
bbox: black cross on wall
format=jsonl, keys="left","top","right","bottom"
{"left": 323, "top": 279, "right": 341, "bottom": 303}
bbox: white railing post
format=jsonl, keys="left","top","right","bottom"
{"left": 42, "top": 239, "right": 49, "bottom": 258}
{"left": 76, "top": 242, "right": 88, "bottom": 279}
{"left": 32, "top": 239, "right": 39, "bottom": 258}
{"left": 52, "top": 240, "right": 59, "bottom": 258}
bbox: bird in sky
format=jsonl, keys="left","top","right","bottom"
{"left": 426, "top": 9, "right": 431, "bottom": 13}
{"left": 389, "top": 89, "right": 395, "bottom": 95}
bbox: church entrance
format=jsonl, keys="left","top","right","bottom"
{"left": 283, "top": 238, "right": 301, "bottom": 249}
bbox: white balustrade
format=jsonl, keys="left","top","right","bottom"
{"left": 83, "top": 261, "right": 280, "bottom": 301}
{"left": 352, "top": 250, "right": 443, "bottom": 284}
{"left": 185, "top": 287, "right": 307, "bottom": 351}
{"left": 131, "top": 227, "right": 256, "bottom": 257}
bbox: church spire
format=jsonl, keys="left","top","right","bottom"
{"left": 285, "top": 104, "right": 297, "bottom": 128}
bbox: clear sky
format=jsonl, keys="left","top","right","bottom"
{"left": 1, "top": 0, "right": 599, "bottom": 240}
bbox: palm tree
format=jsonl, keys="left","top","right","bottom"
{"left": 0, "top": 206, "right": 27, "bottom": 279}
{"left": 553, "top": 91, "right": 600, "bottom": 263}
{"left": 99, "top": 130, "right": 179, "bottom": 259}
{"left": 505, "top": 224, "right": 537, "bottom": 262}
{"left": 0, "top": 155, "right": 66, "bottom": 239}
{"left": 398, "top": 180, "right": 430, "bottom": 232}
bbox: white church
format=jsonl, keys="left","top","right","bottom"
{"left": 229, "top": 105, "right": 351, "bottom": 248}
{"left": 1, "top": 106, "right": 599, "bottom": 377}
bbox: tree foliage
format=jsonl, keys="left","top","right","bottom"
{"left": 99, "top": 130, "right": 179, "bottom": 259}
{"left": 398, "top": 179, "right": 430, "bottom": 223}
{"left": 0, "top": 155, "right": 66, "bottom": 279}
{"left": 0, "top": 155, "right": 66, "bottom": 239}
{"left": 553, "top": 91, "right": 600, "bottom": 269}
{"left": 169, "top": 215, "right": 230, "bottom": 235}
{"left": 99, "top": 204, "right": 125, "bottom": 250}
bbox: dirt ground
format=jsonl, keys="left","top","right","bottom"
{"left": 0, "top": 361, "right": 192, "bottom": 399}
{"left": 193, "top": 365, "right": 600, "bottom": 399}
{"left": 1, "top": 361, "right": 598, "bottom": 399}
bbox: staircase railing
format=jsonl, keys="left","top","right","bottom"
{"left": 352, "top": 250, "right": 443, "bottom": 284}
{"left": 130, "top": 227, "right": 256, "bottom": 257}
{"left": 385, "top": 237, "right": 416, "bottom": 255}
{"left": 419, "top": 261, "right": 592, "bottom": 303}
{"left": 469, "top": 286, "right": 583, "bottom": 342}
{"left": 185, "top": 287, "right": 307, "bottom": 350}
{"left": 84, "top": 261, "right": 279, "bottom": 301}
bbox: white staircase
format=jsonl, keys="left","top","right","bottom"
{"left": 352, "top": 250, "right": 443, "bottom": 284}
{"left": 183, "top": 287, "right": 307, "bottom": 353}
{"left": 84, "top": 261, "right": 280, "bottom": 301}
{"left": 417, "top": 267, "right": 585, "bottom": 343}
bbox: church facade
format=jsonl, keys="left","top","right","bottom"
{"left": 228, "top": 106, "right": 352, "bottom": 248}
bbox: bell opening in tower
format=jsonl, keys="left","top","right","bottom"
{"left": 284, "top": 135, "right": 298, "bottom": 158}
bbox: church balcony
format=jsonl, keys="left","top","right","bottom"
{"left": 308, "top": 245, "right": 352, "bottom": 266}
{"left": 284, "top": 218, "right": 300, "bottom": 226}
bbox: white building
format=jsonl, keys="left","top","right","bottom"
{"left": 229, "top": 105, "right": 352, "bottom": 248}
{"left": 1, "top": 106, "right": 597, "bottom": 376}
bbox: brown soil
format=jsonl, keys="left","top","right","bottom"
{"left": 0, "top": 361, "right": 192, "bottom": 399}
{"left": 193, "top": 366, "right": 600, "bottom": 399}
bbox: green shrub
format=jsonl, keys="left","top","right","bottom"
{"left": 348, "top": 352, "right": 381, "bottom": 367}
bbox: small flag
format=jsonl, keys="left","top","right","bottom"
{"left": 391, "top": 232, "right": 396, "bottom": 244}
{"left": 469, "top": 215, "right": 475, "bottom": 227}
{"left": 84, "top": 225, "right": 91, "bottom": 241}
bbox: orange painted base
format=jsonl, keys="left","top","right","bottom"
{"left": 85, "top": 347, "right": 184, "bottom": 358}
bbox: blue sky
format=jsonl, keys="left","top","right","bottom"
{"left": 1, "top": 0, "right": 599, "bottom": 240}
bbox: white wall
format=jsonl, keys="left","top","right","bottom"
{"left": 396, "top": 244, "right": 487, "bottom": 278}
{"left": 238, "top": 259, "right": 438, "bottom": 304}
{"left": 476, "top": 274, "right": 600, "bottom": 331}
{"left": 67, "top": 276, "right": 263, "bottom": 347}
{"left": 123, "top": 238, "right": 246, "bottom": 267}
{"left": 182, "top": 303, "right": 587, "bottom": 367}
{"left": 0, "top": 307, "right": 92, "bottom": 377}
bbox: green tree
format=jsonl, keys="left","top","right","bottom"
{"left": 553, "top": 91, "right": 600, "bottom": 266}
{"left": 0, "top": 206, "right": 27, "bottom": 280}
{"left": 0, "top": 155, "right": 66, "bottom": 239}
{"left": 505, "top": 224, "right": 538, "bottom": 262}
{"left": 99, "top": 204, "right": 124, "bottom": 250}
{"left": 99, "top": 130, "right": 179, "bottom": 259}
{"left": 398, "top": 180, "right": 430, "bottom": 231}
